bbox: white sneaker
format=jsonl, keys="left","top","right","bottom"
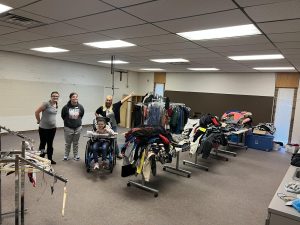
{"left": 94, "top": 162, "right": 99, "bottom": 170}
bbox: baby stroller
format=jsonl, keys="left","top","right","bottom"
{"left": 84, "top": 118, "right": 117, "bottom": 173}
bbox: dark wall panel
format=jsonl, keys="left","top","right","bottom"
{"left": 165, "top": 90, "right": 274, "bottom": 125}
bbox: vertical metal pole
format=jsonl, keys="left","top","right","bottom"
{"left": 111, "top": 55, "right": 115, "bottom": 96}
{"left": 15, "top": 155, "right": 20, "bottom": 225}
{"left": 0, "top": 127, "right": 2, "bottom": 225}
{"left": 21, "top": 141, "right": 25, "bottom": 225}
{"left": 176, "top": 151, "right": 179, "bottom": 170}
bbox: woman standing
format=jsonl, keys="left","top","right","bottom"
{"left": 35, "top": 91, "right": 60, "bottom": 164}
{"left": 61, "top": 92, "right": 84, "bottom": 161}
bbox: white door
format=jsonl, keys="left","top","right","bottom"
{"left": 274, "top": 88, "right": 294, "bottom": 144}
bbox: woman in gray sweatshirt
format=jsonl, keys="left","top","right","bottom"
{"left": 61, "top": 92, "right": 84, "bottom": 161}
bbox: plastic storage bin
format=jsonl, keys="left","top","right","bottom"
{"left": 245, "top": 134, "right": 274, "bottom": 151}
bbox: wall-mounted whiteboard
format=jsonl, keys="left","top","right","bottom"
{"left": 0, "top": 79, "right": 104, "bottom": 131}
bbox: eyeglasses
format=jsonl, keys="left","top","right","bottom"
{"left": 51, "top": 95, "right": 59, "bottom": 98}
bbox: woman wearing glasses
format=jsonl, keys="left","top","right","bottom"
{"left": 35, "top": 91, "right": 60, "bottom": 164}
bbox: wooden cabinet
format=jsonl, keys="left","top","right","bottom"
{"left": 119, "top": 95, "right": 143, "bottom": 128}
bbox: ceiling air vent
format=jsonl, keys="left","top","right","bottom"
{"left": 0, "top": 12, "right": 45, "bottom": 28}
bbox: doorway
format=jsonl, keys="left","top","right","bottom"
{"left": 273, "top": 88, "right": 295, "bottom": 144}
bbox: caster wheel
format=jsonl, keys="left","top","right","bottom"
{"left": 163, "top": 167, "right": 166, "bottom": 171}
{"left": 86, "top": 168, "right": 91, "bottom": 173}
{"left": 205, "top": 168, "right": 209, "bottom": 172}
{"left": 154, "top": 193, "right": 158, "bottom": 198}
{"left": 226, "top": 158, "right": 229, "bottom": 161}
{"left": 187, "top": 174, "right": 191, "bottom": 178}
{"left": 183, "top": 161, "right": 186, "bottom": 165}
{"left": 127, "top": 183, "right": 131, "bottom": 187}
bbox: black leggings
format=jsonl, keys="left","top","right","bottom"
{"left": 38, "top": 127, "right": 56, "bottom": 160}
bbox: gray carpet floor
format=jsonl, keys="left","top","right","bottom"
{"left": 1, "top": 126, "right": 291, "bottom": 225}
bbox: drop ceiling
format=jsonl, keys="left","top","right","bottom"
{"left": 0, "top": 0, "right": 299, "bottom": 72}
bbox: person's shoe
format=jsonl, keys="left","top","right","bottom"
{"left": 39, "top": 149, "right": 46, "bottom": 158}
{"left": 50, "top": 160, "right": 57, "bottom": 165}
{"left": 117, "top": 153, "right": 123, "bottom": 159}
{"left": 94, "top": 162, "right": 99, "bottom": 170}
{"left": 74, "top": 156, "right": 80, "bottom": 161}
{"left": 63, "top": 156, "right": 69, "bottom": 161}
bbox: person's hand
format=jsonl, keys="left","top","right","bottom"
{"left": 129, "top": 91, "right": 134, "bottom": 97}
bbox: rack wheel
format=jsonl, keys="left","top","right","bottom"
{"left": 154, "top": 193, "right": 158, "bottom": 198}
{"left": 86, "top": 168, "right": 91, "bottom": 173}
{"left": 127, "top": 182, "right": 131, "bottom": 187}
{"left": 163, "top": 167, "right": 166, "bottom": 171}
{"left": 205, "top": 168, "right": 209, "bottom": 172}
{"left": 225, "top": 158, "right": 229, "bottom": 161}
{"left": 187, "top": 174, "right": 191, "bottom": 178}
{"left": 183, "top": 161, "right": 186, "bottom": 165}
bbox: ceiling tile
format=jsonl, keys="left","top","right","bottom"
{"left": 145, "top": 42, "right": 201, "bottom": 51}
{"left": 100, "top": 24, "right": 168, "bottom": 39}
{"left": 0, "top": 0, "right": 37, "bottom": 8}
{"left": 208, "top": 43, "right": 276, "bottom": 53}
{"left": 245, "top": 0, "right": 300, "bottom": 22}
{"left": 123, "top": 0, "right": 236, "bottom": 22}
{"left": 1, "top": 31, "right": 50, "bottom": 41}
{"left": 259, "top": 19, "right": 300, "bottom": 34}
{"left": 0, "top": 25, "right": 19, "bottom": 35}
{"left": 154, "top": 9, "right": 251, "bottom": 33}
{"left": 27, "top": 22, "right": 87, "bottom": 37}
{"left": 197, "top": 35, "right": 269, "bottom": 47}
{"left": 65, "top": 10, "right": 145, "bottom": 31}
{"left": 21, "top": 0, "right": 114, "bottom": 21}
{"left": 275, "top": 42, "right": 300, "bottom": 49}
{"left": 102, "top": 0, "right": 152, "bottom": 8}
{"left": 11, "top": 9, "right": 56, "bottom": 24}
{"left": 59, "top": 33, "right": 110, "bottom": 43}
{"left": 0, "top": 37, "right": 21, "bottom": 45}
{"left": 268, "top": 32, "right": 300, "bottom": 42}
{"left": 125, "top": 34, "right": 185, "bottom": 46}
{"left": 235, "top": 0, "right": 292, "bottom": 7}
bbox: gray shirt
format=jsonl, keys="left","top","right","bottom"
{"left": 39, "top": 101, "right": 58, "bottom": 129}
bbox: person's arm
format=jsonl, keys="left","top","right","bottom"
{"left": 80, "top": 105, "right": 84, "bottom": 118}
{"left": 120, "top": 92, "right": 134, "bottom": 104}
{"left": 61, "top": 106, "right": 67, "bottom": 120}
{"left": 35, "top": 103, "right": 46, "bottom": 124}
{"left": 95, "top": 106, "right": 103, "bottom": 117}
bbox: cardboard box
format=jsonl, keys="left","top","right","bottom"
{"left": 253, "top": 128, "right": 268, "bottom": 135}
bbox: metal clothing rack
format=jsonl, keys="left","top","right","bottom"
{"left": 163, "top": 146, "right": 192, "bottom": 178}
{"left": 0, "top": 126, "right": 68, "bottom": 225}
{"left": 183, "top": 152, "right": 209, "bottom": 172}
{"left": 127, "top": 174, "right": 159, "bottom": 198}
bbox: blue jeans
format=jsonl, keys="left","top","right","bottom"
{"left": 91, "top": 141, "right": 110, "bottom": 162}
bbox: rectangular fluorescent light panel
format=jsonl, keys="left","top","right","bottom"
{"left": 150, "top": 58, "right": 189, "bottom": 63}
{"left": 229, "top": 54, "right": 284, "bottom": 60}
{"left": 177, "top": 24, "right": 261, "bottom": 40}
{"left": 141, "top": 68, "right": 164, "bottom": 71}
{"left": 253, "top": 67, "right": 295, "bottom": 71}
{"left": 188, "top": 68, "right": 219, "bottom": 71}
{"left": 98, "top": 60, "right": 128, "bottom": 64}
{"left": 30, "top": 47, "right": 69, "bottom": 53}
{"left": 0, "top": 4, "right": 12, "bottom": 14}
{"left": 84, "top": 40, "right": 135, "bottom": 48}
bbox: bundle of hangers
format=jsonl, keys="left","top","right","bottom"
{"left": 120, "top": 126, "right": 173, "bottom": 182}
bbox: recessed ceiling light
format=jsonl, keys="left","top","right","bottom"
{"left": 187, "top": 68, "right": 219, "bottom": 71}
{"left": 30, "top": 47, "right": 69, "bottom": 53}
{"left": 140, "top": 68, "right": 165, "bottom": 71}
{"left": 229, "top": 54, "right": 284, "bottom": 60}
{"left": 253, "top": 67, "right": 295, "bottom": 71}
{"left": 150, "top": 58, "right": 189, "bottom": 63}
{"left": 98, "top": 60, "right": 128, "bottom": 64}
{"left": 0, "top": 4, "right": 12, "bottom": 14}
{"left": 177, "top": 24, "right": 261, "bottom": 40}
{"left": 84, "top": 40, "right": 135, "bottom": 49}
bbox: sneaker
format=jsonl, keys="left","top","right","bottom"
{"left": 63, "top": 156, "right": 69, "bottom": 161}
{"left": 74, "top": 156, "right": 80, "bottom": 161}
{"left": 94, "top": 162, "right": 99, "bottom": 170}
{"left": 117, "top": 153, "right": 123, "bottom": 159}
{"left": 50, "top": 160, "right": 57, "bottom": 165}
